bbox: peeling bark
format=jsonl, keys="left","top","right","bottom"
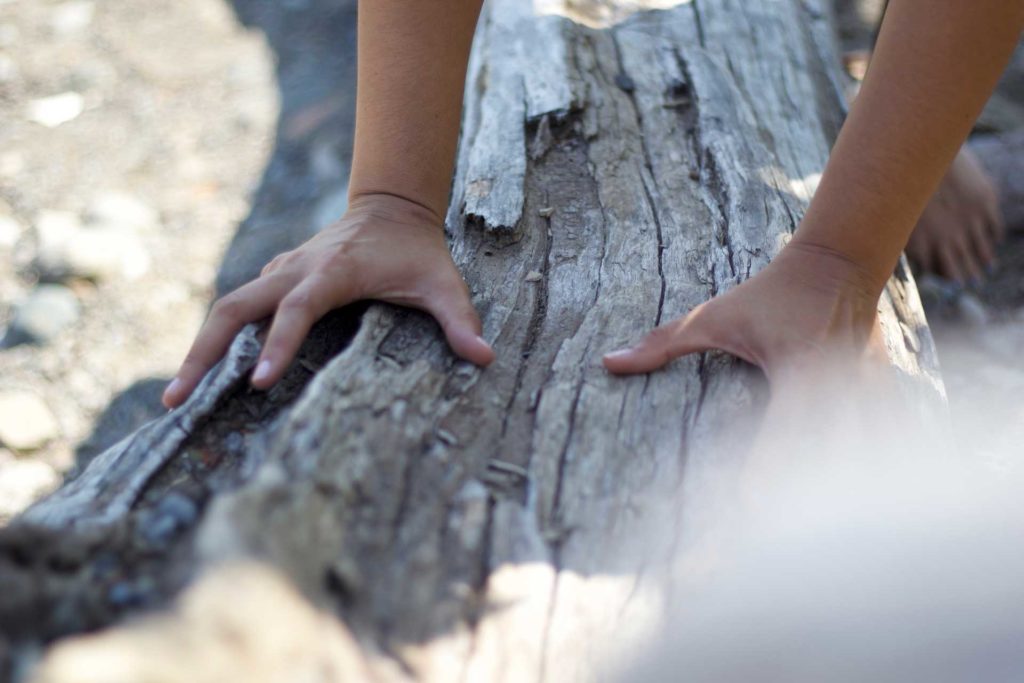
{"left": 2, "top": 1, "right": 942, "bottom": 681}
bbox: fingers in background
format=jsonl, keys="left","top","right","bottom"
{"left": 937, "top": 244, "right": 965, "bottom": 284}
{"left": 970, "top": 218, "right": 997, "bottom": 269}
{"left": 955, "top": 235, "right": 984, "bottom": 282}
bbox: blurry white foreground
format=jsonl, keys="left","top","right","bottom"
{"left": 619, "top": 348, "right": 1024, "bottom": 682}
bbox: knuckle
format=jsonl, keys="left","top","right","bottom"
{"left": 280, "top": 289, "right": 314, "bottom": 312}
{"left": 320, "top": 246, "right": 355, "bottom": 272}
{"left": 264, "top": 252, "right": 290, "bottom": 271}
{"left": 211, "top": 295, "right": 245, "bottom": 322}
{"left": 270, "top": 250, "right": 303, "bottom": 274}
{"left": 645, "top": 325, "right": 674, "bottom": 348}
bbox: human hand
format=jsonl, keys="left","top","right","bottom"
{"left": 162, "top": 193, "right": 494, "bottom": 409}
{"left": 602, "top": 241, "right": 888, "bottom": 384}
{"left": 906, "top": 146, "right": 1004, "bottom": 283}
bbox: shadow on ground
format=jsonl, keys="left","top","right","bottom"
{"left": 74, "top": 0, "right": 359, "bottom": 473}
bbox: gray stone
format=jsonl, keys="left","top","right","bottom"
{"left": 84, "top": 191, "right": 160, "bottom": 234}
{"left": 0, "top": 214, "right": 22, "bottom": 248}
{"left": 34, "top": 209, "right": 150, "bottom": 282}
{"left": 26, "top": 92, "right": 84, "bottom": 128}
{"left": 3, "top": 284, "right": 80, "bottom": 346}
{"left": 0, "top": 391, "right": 60, "bottom": 451}
{"left": 0, "top": 24, "right": 19, "bottom": 48}
{"left": 0, "top": 54, "right": 16, "bottom": 84}
{"left": 50, "top": 1, "right": 94, "bottom": 35}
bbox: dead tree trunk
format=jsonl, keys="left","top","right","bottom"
{"left": 3, "top": 1, "right": 942, "bottom": 680}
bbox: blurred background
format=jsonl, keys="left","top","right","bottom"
{"left": 0, "top": 0, "right": 1021, "bottom": 524}
{"left": 0, "top": 0, "right": 357, "bottom": 522}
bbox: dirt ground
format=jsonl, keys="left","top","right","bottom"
{"left": 0, "top": 0, "right": 1021, "bottom": 525}
{"left": 0, "top": 0, "right": 356, "bottom": 524}
{"left": 0, "top": 0, "right": 277, "bottom": 521}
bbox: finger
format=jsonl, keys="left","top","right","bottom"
{"left": 251, "top": 273, "right": 346, "bottom": 389}
{"left": 422, "top": 280, "right": 495, "bottom": 366}
{"left": 936, "top": 245, "right": 964, "bottom": 284}
{"left": 260, "top": 251, "right": 293, "bottom": 278}
{"left": 954, "top": 236, "right": 983, "bottom": 284}
{"left": 603, "top": 304, "right": 733, "bottom": 375}
{"left": 983, "top": 192, "right": 1006, "bottom": 244}
{"left": 969, "top": 218, "right": 996, "bottom": 271}
{"left": 164, "top": 274, "right": 294, "bottom": 408}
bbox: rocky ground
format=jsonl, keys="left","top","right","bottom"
{"left": 0, "top": 0, "right": 357, "bottom": 525}
{"left": 0, "top": 0, "right": 278, "bottom": 522}
{"left": 0, "top": 0, "right": 1022, "bottom": 526}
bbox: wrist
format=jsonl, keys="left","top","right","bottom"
{"left": 779, "top": 237, "right": 887, "bottom": 302}
{"left": 346, "top": 190, "right": 447, "bottom": 229}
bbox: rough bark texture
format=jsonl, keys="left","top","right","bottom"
{"left": 2, "top": 1, "right": 943, "bottom": 681}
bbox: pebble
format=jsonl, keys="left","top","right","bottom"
{"left": 4, "top": 284, "right": 80, "bottom": 346}
{"left": 34, "top": 209, "right": 151, "bottom": 281}
{"left": 26, "top": 92, "right": 84, "bottom": 128}
{"left": 0, "top": 214, "right": 22, "bottom": 248}
{"left": 84, "top": 191, "right": 160, "bottom": 233}
{"left": 51, "top": 1, "right": 94, "bottom": 35}
{"left": 0, "top": 458, "right": 60, "bottom": 520}
{"left": 0, "top": 151, "right": 25, "bottom": 178}
{"left": 0, "top": 391, "right": 60, "bottom": 450}
{"left": 0, "top": 54, "right": 16, "bottom": 84}
{"left": 0, "top": 24, "right": 18, "bottom": 48}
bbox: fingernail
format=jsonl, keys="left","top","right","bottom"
{"left": 603, "top": 349, "right": 632, "bottom": 360}
{"left": 252, "top": 360, "right": 272, "bottom": 383}
{"left": 475, "top": 335, "right": 492, "bottom": 349}
{"left": 163, "top": 377, "right": 182, "bottom": 400}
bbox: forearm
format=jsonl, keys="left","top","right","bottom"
{"left": 793, "top": 0, "right": 1024, "bottom": 289}
{"left": 348, "top": 0, "right": 484, "bottom": 222}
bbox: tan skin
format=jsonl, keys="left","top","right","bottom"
{"left": 908, "top": 145, "right": 1004, "bottom": 284}
{"left": 163, "top": 0, "right": 1024, "bottom": 410}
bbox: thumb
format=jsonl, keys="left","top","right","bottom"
{"left": 425, "top": 280, "right": 495, "bottom": 367}
{"left": 603, "top": 304, "right": 721, "bottom": 375}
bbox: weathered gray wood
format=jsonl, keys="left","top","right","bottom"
{"left": 7, "top": 1, "right": 943, "bottom": 681}
{"left": 20, "top": 327, "right": 262, "bottom": 530}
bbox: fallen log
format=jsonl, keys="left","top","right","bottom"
{"left": 2, "top": 1, "right": 943, "bottom": 680}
